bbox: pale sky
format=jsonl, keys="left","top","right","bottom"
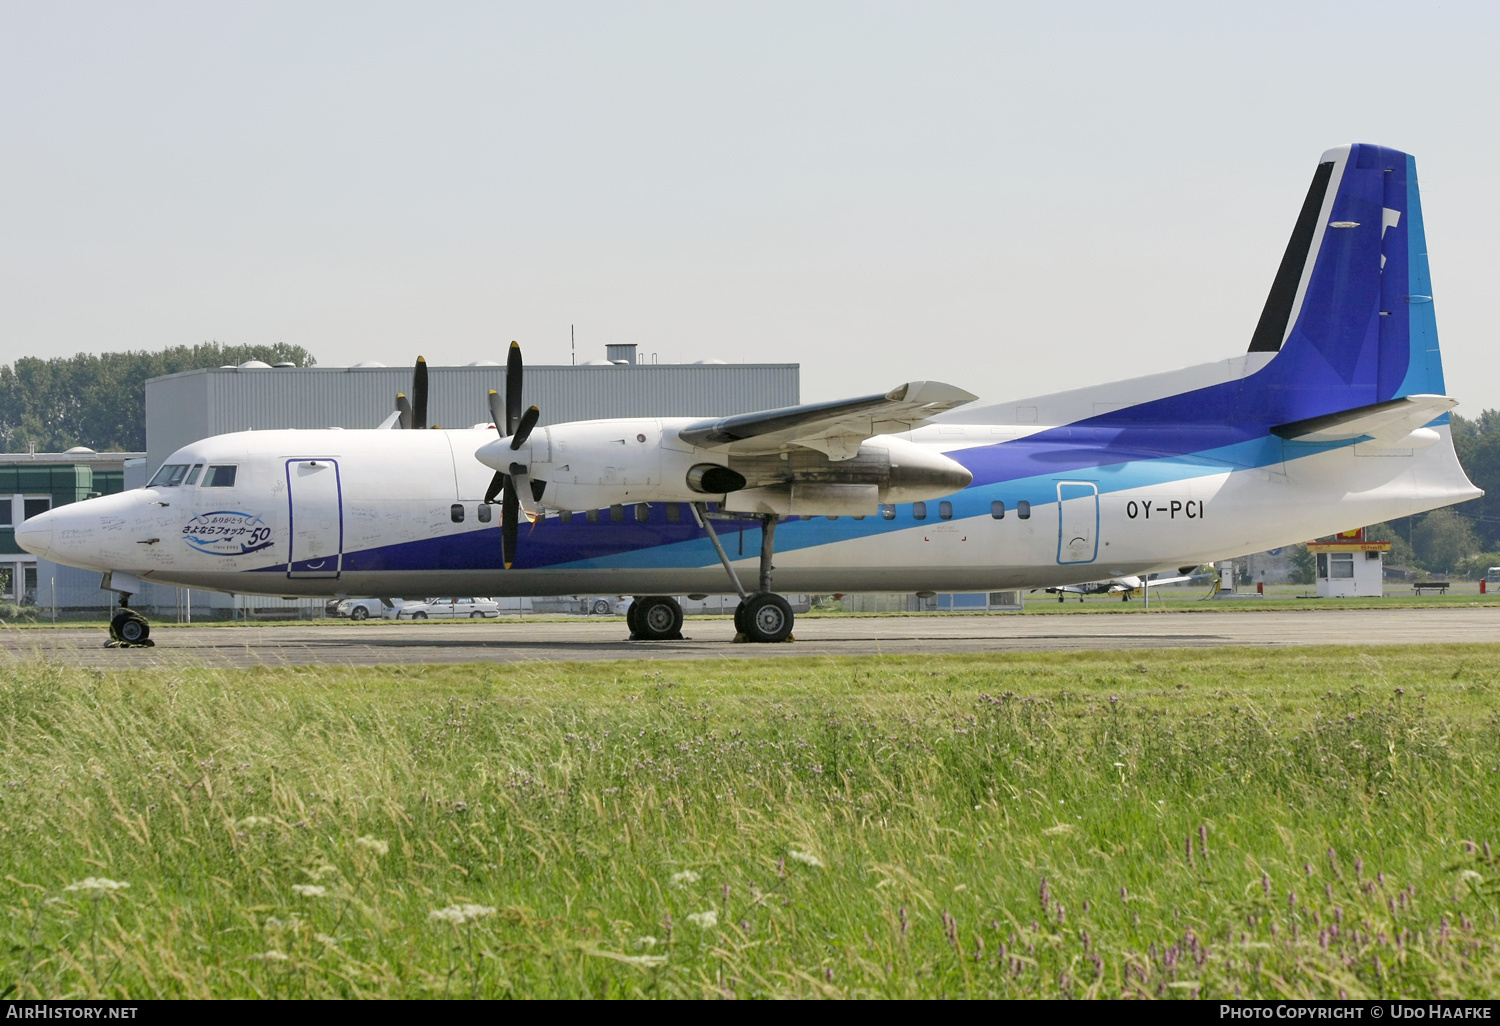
{"left": 4, "top": 2, "right": 1498, "bottom": 412}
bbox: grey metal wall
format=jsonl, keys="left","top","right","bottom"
{"left": 146, "top": 363, "right": 799, "bottom": 473}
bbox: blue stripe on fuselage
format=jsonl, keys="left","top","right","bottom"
{"left": 250, "top": 429, "right": 1349, "bottom": 574}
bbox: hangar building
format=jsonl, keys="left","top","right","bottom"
{"left": 144, "top": 346, "right": 799, "bottom": 476}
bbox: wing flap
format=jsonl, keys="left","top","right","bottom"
{"left": 677, "top": 380, "right": 976, "bottom": 459}
{"left": 1271, "top": 393, "right": 1457, "bottom": 443}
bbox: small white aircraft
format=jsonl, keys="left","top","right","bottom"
{"left": 17, "top": 144, "right": 1481, "bottom": 647}
{"left": 1042, "top": 570, "right": 1215, "bottom": 602}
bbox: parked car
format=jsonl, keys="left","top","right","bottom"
{"left": 388, "top": 597, "right": 502, "bottom": 620}
{"left": 332, "top": 597, "right": 401, "bottom": 621}
{"left": 585, "top": 596, "right": 632, "bottom": 616}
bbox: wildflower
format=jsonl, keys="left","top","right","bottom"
{"left": 427, "top": 903, "right": 496, "bottom": 925}
{"left": 788, "top": 849, "right": 823, "bottom": 868}
{"left": 1460, "top": 870, "right": 1483, "bottom": 886}
{"left": 355, "top": 835, "right": 389, "bottom": 856}
{"left": 636, "top": 936, "right": 658, "bottom": 950}
{"left": 64, "top": 877, "right": 129, "bottom": 900}
{"left": 669, "top": 870, "right": 700, "bottom": 886}
{"left": 291, "top": 885, "right": 327, "bottom": 898}
{"left": 686, "top": 909, "right": 718, "bottom": 929}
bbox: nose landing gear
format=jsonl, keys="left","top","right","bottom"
{"left": 106, "top": 595, "right": 153, "bottom": 648}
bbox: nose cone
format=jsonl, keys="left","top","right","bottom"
{"left": 14, "top": 509, "right": 54, "bottom": 558}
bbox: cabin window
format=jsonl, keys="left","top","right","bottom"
{"left": 149, "top": 464, "right": 190, "bottom": 487}
{"left": 853, "top": 515, "right": 865, "bottom": 521}
{"left": 559, "top": 510, "right": 573, "bottom": 523}
{"left": 938, "top": 501, "right": 953, "bottom": 520}
{"left": 610, "top": 504, "right": 625, "bottom": 522}
{"left": 826, "top": 515, "right": 838, "bottom": 521}
{"left": 991, "top": 500, "right": 1005, "bottom": 519}
{"left": 666, "top": 504, "right": 681, "bottom": 523}
{"left": 477, "top": 504, "right": 492, "bottom": 523}
{"left": 635, "top": 503, "right": 650, "bottom": 522}
{"left": 184, "top": 464, "right": 203, "bottom": 486}
{"left": 203, "top": 465, "right": 237, "bottom": 487}
{"left": 1017, "top": 500, "right": 1031, "bottom": 520}
{"left": 586, "top": 509, "right": 600, "bottom": 523}
{"left": 913, "top": 502, "right": 927, "bottom": 521}
{"left": 450, "top": 504, "right": 464, "bottom": 523}
{"left": 881, "top": 504, "right": 896, "bottom": 520}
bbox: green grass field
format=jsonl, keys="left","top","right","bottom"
{"left": 3, "top": 646, "right": 1500, "bottom": 999}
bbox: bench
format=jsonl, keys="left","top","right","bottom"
{"left": 1412, "top": 581, "right": 1450, "bottom": 595}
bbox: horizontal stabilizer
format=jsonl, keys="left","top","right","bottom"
{"left": 1271, "top": 393, "right": 1456, "bottom": 443}
{"left": 678, "top": 380, "right": 976, "bottom": 460}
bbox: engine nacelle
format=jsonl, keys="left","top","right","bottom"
{"left": 475, "top": 418, "right": 972, "bottom": 515}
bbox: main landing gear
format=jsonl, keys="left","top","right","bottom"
{"left": 106, "top": 594, "right": 153, "bottom": 648}
{"left": 697, "top": 505, "right": 794, "bottom": 644}
{"left": 627, "top": 595, "right": 685, "bottom": 641}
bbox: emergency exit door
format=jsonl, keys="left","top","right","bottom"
{"left": 287, "top": 459, "right": 343, "bottom": 578}
{"left": 1056, "top": 481, "right": 1099, "bottom": 565}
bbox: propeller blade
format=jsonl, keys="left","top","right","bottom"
{"left": 487, "top": 389, "right": 503, "bottom": 431}
{"left": 483, "top": 471, "right": 508, "bottom": 505}
{"left": 396, "top": 393, "right": 412, "bottom": 430}
{"left": 511, "top": 406, "right": 540, "bottom": 450}
{"left": 505, "top": 341, "right": 523, "bottom": 435}
{"left": 502, "top": 488, "right": 518, "bottom": 569}
{"left": 412, "top": 356, "right": 429, "bottom": 430}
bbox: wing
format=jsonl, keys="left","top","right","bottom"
{"left": 1272, "top": 394, "right": 1457, "bottom": 443}
{"left": 676, "top": 381, "right": 977, "bottom": 460}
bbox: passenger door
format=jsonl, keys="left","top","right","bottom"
{"left": 287, "top": 459, "right": 343, "bottom": 578}
{"left": 1056, "top": 481, "right": 1100, "bottom": 565}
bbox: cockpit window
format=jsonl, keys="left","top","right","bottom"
{"left": 149, "top": 464, "right": 190, "bottom": 487}
{"left": 202, "top": 465, "right": 238, "bottom": 487}
{"left": 184, "top": 464, "right": 203, "bottom": 486}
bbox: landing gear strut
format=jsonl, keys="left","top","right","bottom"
{"left": 106, "top": 593, "right": 153, "bottom": 648}
{"left": 695, "top": 505, "right": 794, "bottom": 644}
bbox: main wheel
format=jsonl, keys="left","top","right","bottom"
{"left": 632, "top": 596, "right": 683, "bottom": 641}
{"left": 742, "top": 592, "right": 793, "bottom": 644}
{"left": 625, "top": 599, "right": 642, "bottom": 635}
{"left": 350, "top": 606, "right": 369, "bottom": 620}
{"left": 111, "top": 611, "right": 150, "bottom": 645}
{"left": 733, "top": 600, "right": 748, "bottom": 634}
{"left": 591, "top": 598, "right": 612, "bottom": 615}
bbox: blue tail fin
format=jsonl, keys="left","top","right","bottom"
{"left": 1245, "top": 144, "right": 1446, "bottom": 423}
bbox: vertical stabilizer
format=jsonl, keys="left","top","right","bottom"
{"left": 1245, "top": 144, "right": 1447, "bottom": 423}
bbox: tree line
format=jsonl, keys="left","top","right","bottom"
{"left": 0, "top": 342, "right": 316, "bottom": 454}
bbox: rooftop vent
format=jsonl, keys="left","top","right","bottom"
{"left": 238, "top": 360, "right": 271, "bottom": 369}
{"left": 605, "top": 343, "right": 637, "bottom": 365}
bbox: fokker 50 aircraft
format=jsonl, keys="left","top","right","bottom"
{"left": 17, "top": 144, "right": 1481, "bottom": 646}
